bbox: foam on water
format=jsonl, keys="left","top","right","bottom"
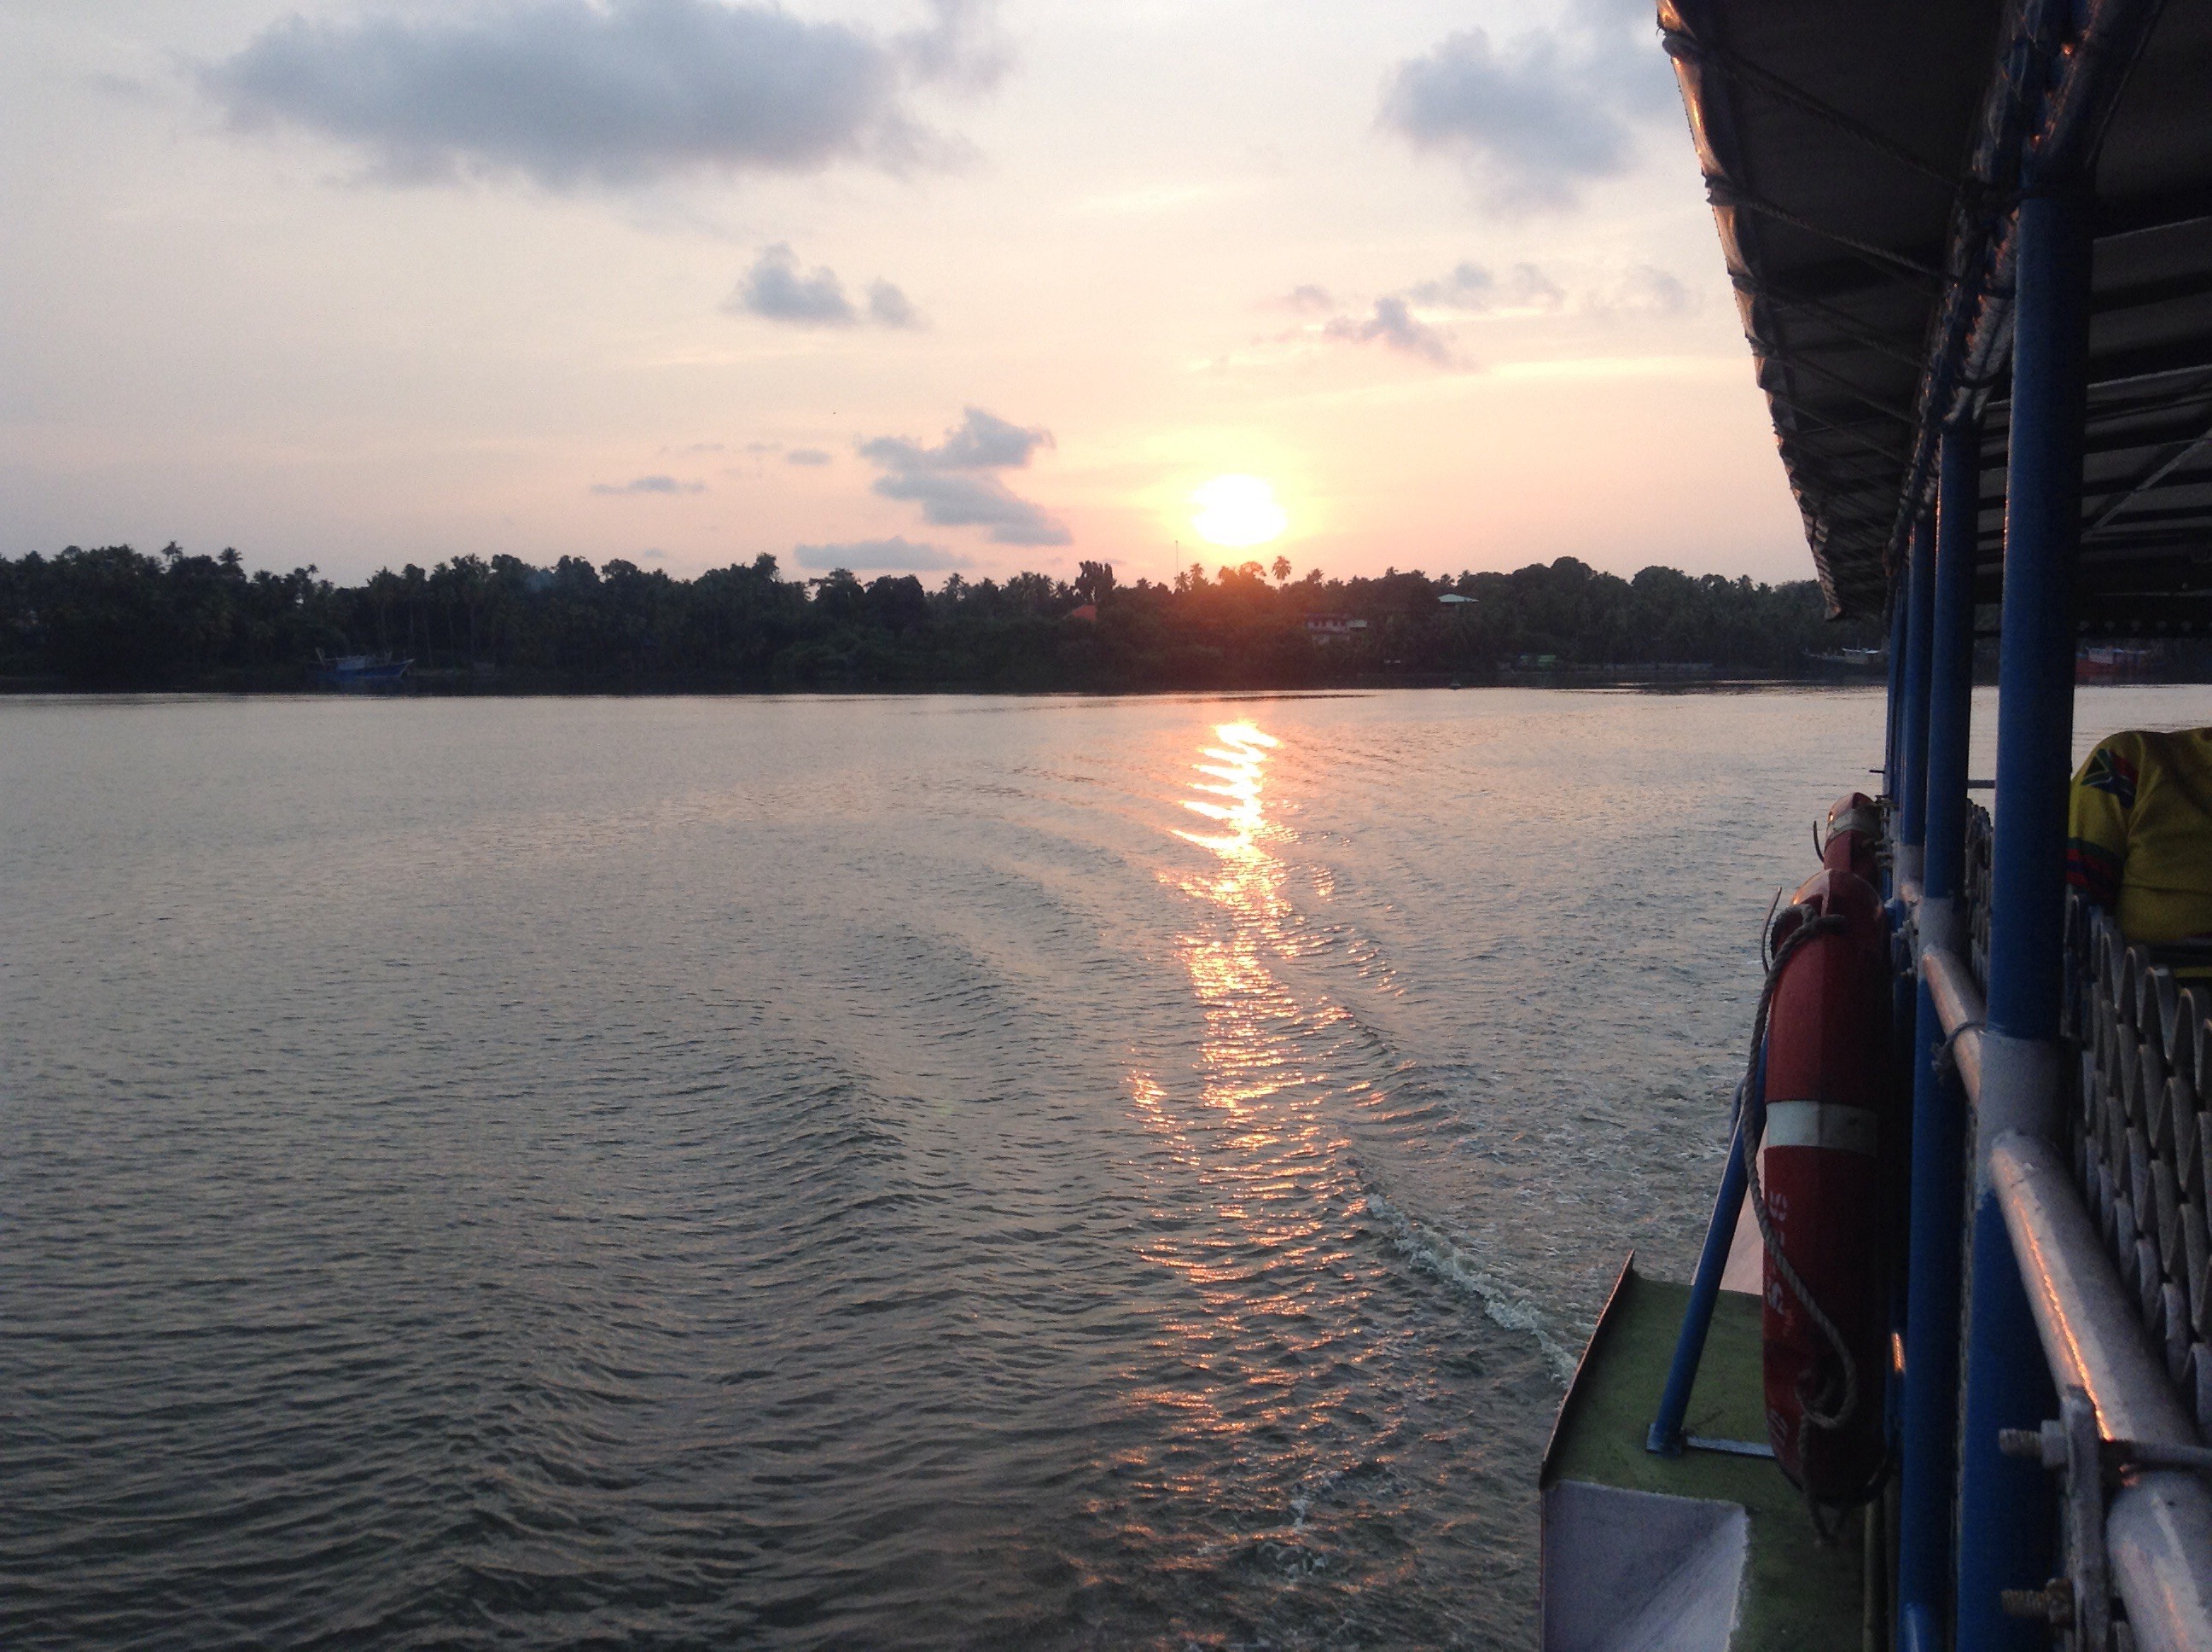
{"left": 1360, "top": 1190, "right": 1581, "bottom": 1387}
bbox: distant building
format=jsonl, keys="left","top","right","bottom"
{"left": 1438, "top": 592, "right": 1476, "bottom": 606}
{"left": 1304, "top": 614, "right": 1369, "bottom": 643}
{"left": 1068, "top": 602, "right": 1097, "bottom": 623}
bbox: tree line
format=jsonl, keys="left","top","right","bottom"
{"left": 0, "top": 542, "right": 1886, "bottom": 691}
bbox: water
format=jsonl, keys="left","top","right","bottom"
{"left": 7, "top": 684, "right": 2209, "bottom": 1650}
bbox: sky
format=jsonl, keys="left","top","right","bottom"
{"left": 1, "top": 0, "right": 1814, "bottom": 589}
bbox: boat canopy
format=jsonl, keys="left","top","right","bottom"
{"left": 1664, "top": 0, "right": 2212, "bottom": 630}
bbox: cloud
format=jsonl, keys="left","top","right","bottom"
{"left": 1278, "top": 283, "right": 1336, "bottom": 312}
{"left": 895, "top": 0, "right": 1010, "bottom": 95}
{"left": 858, "top": 406, "right": 1069, "bottom": 545}
{"left": 1323, "top": 295, "right": 1454, "bottom": 365}
{"left": 786, "top": 448, "right": 833, "bottom": 466}
{"left": 591, "top": 474, "right": 705, "bottom": 495}
{"left": 90, "top": 72, "right": 166, "bottom": 107}
{"left": 1402, "top": 262, "right": 1496, "bottom": 309}
{"left": 793, "top": 535, "right": 973, "bottom": 571}
{"left": 1289, "top": 259, "right": 1572, "bottom": 369}
{"left": 1505, "top": 263, "right": 1569, "bottom": 311}
{"left": 724, "top": 245, "right": 924, "bottom": 329}
{"left": 728, "top": 244, "right": 857, "bottom": 324}
{"left": 859, "top": 406, "right": 1051, "bottom": 472}
{"left": 1379, "top": 0, "right": 1671, "bottom": 212}
{"left": 199, "top": 0, "right": 1002, "bottom": 191}
{"left": 866, "top": 279, "right": 921, "bottom": 329}
{"left": 1587, "top": 263, "right": 1697, "bottom": 317}
{"left": 870, "top": 472, "right": 1071, "bottom": 544}
{"left": 1403, "top": 259, "right": 1565, "bottom": 311}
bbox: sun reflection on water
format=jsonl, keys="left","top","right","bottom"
{"left": 1176, "top": 720, "right": 1278, "bottom": 858}
{"left": 1170, "top": 721, "right": 1295, "bottom": 1044}
{"left": 1116, "top": 715, "right": 1385, "bottom": 1538}
{"left": 1138, "top": 716, "right": 1347, "bottom": 1254}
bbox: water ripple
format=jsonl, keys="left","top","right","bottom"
{"left": 5, "top": 685, "right": 2103, "bottom": 1649}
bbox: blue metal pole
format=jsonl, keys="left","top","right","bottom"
{"left": 1898, "top": 513, "right": 1938, "bottom": 883}
{"left": 1885, "top": 596, "right": 1908, "bottom": 810}
{"left": 1896, "top": 419, "right": 1982, "bottom": 1652}
{"left": 1955, "top": 183, "right": 2090, "bottom": 1652}
{"left": 1985, "top": 229, "right": 2088, "bottom": 1034}
{"left": 1647, "top": 1059, "right": 1758, "bottom": 1455}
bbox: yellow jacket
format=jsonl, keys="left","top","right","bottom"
{"left": 2067, "top": 728, "right": 2212, "bottom": 945}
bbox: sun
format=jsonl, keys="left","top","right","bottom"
{"left": 1190, "top": 474, "right": 1288, "bottom": 549}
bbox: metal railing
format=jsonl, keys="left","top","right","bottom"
{"left": 2067, "top": 896, "right": 2212, "bottom": 1428}
{"left": 1924, "top": 818, "right": 2212, "bottom": 1652}
{"left": 1950, "top": 798, "right": 2207, "bottom": 1424}
{"left": 1964, "top": 801, "right": 1992, "bottom": 991}
{"left": 1990, "top": 1134, "right": 2212, "bottom": 1652}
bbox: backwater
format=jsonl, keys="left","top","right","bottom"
{"left": 8, "top": 686, "right": 2207, "bottom": 1649}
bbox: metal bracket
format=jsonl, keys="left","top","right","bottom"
{"left": 1998, "top": 1387, "right": 2112, "bottom": 1651}
{"left": 2099, "top": 1438, "right": 2212, "bottom": 1476}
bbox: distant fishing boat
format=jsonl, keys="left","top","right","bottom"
{"left": 2077, "top": 644, "right": 2155, "bottom": 683}
{"left": 314, "top": 651, "right": 412, "bottom": 688}
{"left": 1806, "top": 645, "right": 1884, "bottom": 669}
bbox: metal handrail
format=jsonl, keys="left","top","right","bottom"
{"left": 1993, "top": 1134, "right": 2200, "bottom": 1450}
{"left": 1903, "top": 879, "right": 2212, "bottom": 1651}
{"left": 1923, "top": 943, "right": 1987, "bottom": 1104}
{"left": 1992, "top": 1133, "right": 2212, "bottom": 1652}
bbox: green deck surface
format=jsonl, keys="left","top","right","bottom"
{"left": 1542, "top": 1265, "right": 1871, "bottom": 1652}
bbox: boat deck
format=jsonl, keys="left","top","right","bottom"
{"left": 1540, "top": 1264, "right": 1875, "bottom": 1652}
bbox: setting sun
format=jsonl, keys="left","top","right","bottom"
{"left": 1190, "top": 475, "right": 1288, "bottom": 549}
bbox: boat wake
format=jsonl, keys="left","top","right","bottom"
{"left": 1360, "top": 1187, "right": 1582, "bottom": 1385}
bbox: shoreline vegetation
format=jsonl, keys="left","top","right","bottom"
{"left": 2, "top": 542, "right": 1892, "bottom": 695}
